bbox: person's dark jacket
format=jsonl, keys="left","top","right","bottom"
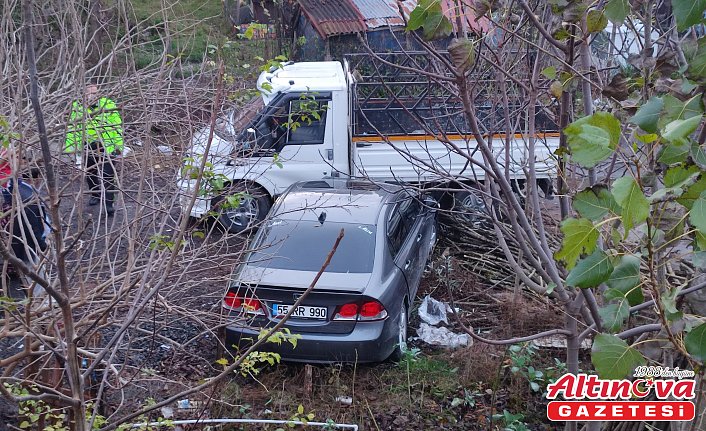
{"left": 1, "top": 180, "right": 50, "bottom": 264}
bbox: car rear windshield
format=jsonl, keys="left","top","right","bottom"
{"left": 248, "top": 219, "right": 376, "bottom": 273}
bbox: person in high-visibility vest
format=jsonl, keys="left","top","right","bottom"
{"left": 65, "top": 84, "right": 123, "bottom": 216}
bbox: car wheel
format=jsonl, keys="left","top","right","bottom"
{"left": 452, "top": 189, "right": 490, "bottom": 228}
{"left": 389, "top": 301, "right": 408, "bottom": 361}
{"left": 213, "top": 182, "right": 271, "bottom": 234}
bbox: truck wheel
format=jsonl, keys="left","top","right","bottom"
{"left": 213, "top": 183, "right": 271, "bottom": 234}
{"left": 452, "top": 189, "right": 490, "bottom": 228}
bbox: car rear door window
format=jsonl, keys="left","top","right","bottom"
{"left": 387, "top": 194, "right": 422, "bottom": 257}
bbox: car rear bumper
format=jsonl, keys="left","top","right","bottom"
{"left": 224, "top": 318, "right": 398, "bottom": 364}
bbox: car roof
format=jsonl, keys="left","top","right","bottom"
{"left": 273, "top": 179, "right": 403, "bottom": 225}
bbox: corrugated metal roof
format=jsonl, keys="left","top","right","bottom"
{"left": 352, "top": 0, "right": 398, "bottom": 19}
{"left": 298, "top": 0, "right": 367, "bottom": 37}
{"left": 299, "top": 0, "right": 490, "bottom": 36}
{"left": 350, "top": 0, "right": 416, "bottom": 28}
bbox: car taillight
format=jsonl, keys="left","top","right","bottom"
{"left": 223, "top": 291, "right": 264, "bottom": 315}
{"left": 223, "top": 291, "right": 242, "bottom": 308}
{"left": 334, "top": 303, "right": 358, "bottom": 320}
{"left": 243, "top": 297, "right": 262, "bottom": 312}
{"left": 359, "top": 301, "right": 388, "bottom": 320}
{"left": 333, "top": 301, "right": 387, "bottom": 321}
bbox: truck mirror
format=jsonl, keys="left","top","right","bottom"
{"left": 243, "top": 127, "right": 257, "bottom": 150}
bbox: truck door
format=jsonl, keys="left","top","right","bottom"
{"left": 244, "top": 93, "right": 334, "bottom": 195}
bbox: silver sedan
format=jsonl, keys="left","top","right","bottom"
{"left": 222, "top": 179, "right": 437, "bottom": 363}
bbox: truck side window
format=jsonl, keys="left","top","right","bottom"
{"left": 286, "top": 99, "right": 328, "bottom": 145}
{"left": 256, "top": 105, "right": 288, "bottom": 149}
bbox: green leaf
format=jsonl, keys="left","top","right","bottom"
{"left": 605, "top": 255, "right": 643, "bottom": 306}
{"left": 573, "top": 184, "right": 620, "bottom": 220}
{"left": 672, "top": 0, "right": 706, "bottom": 32}
{"left": 566, "top": 249, "right": 614, "bottom": 288}
{"left": 665, "top": 164, "right": 701, "bottom": 187}
{"left": 635, "top": 133, "right": 658, "bottom": 144}
{"left": 687, "top": 37, "right": 706, "bottom": 80}
{"left": 553, "top": 27, "right": 571, "bottom": 41}
{"left": 662, "top": 94, "right": 703, "bottom": 126}
{"left": 678, "top": 176, "right": 706, "bottom": 209}
{"left": 598, "top": 298, "right": 630, "bottom": 332}
{"left": 448, "top": 37, "right": 475, "bottom": 72}
{"left": 566, "top": 125, "right": 613, "bottom": 167}
{"left": 605, "top": 287, "right": 630, "bottom": 303}
{"left": 604, "top": 0, "right": 630, "bottom": 24}
{"left": 244, "top": 26, "right": 255, "bottom": 40}
{"left": 565, "top": 112, "right": 621, "bottom": 168}
{"left": 693, "top": 142, "right": 706, "bottom": 169}
{"left": 652, "top": 168, "right": 700, "bottom": 203}
{"left": 406, "top": 0, "right": 441, "bottom": 30}
{"left": 658, "top": 140, "right": 691, "bottom": 165}
{"left": 541, "top": 66, "right": 557, "bottom": 79}
{"left": 612, "top": 177, "right": 650, "bottom": 235}
{"left": 650, "top": 183, "right": 696, "bottom": 204}
{"left": 685, "top": 323, "right": 706, "bottom": 362}
{"left": 694, "top": 250, "right": 706, "bottom": 268}
{"left": 591, "top": 334, "right": 646, "bottom": 379}
{"left": 555, "top": 218, "right": 600, "bottom": 269}
{"left": 662, "top": 115, "right": 703, "bottom": 143}
{"left": 422, "top": 11, "right": 453, "bottom": 41}
{"left": 690, "top": 191, "right": 706, "bottom": 232}
{"left": 661, "top": 286, "right": 681, "bottom": 319}
{"left": 546, "top": 282, "right": 556, "bottom": 294}
{"left": 629, "top": 97, "right": 663, "bottom": 133}
{"left": 586, "top": 10, "right": 608, "bottom": 33}
{"left": 696, "top": 230, "right": 706, "bottom": 250}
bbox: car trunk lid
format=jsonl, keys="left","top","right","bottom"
{"left": 237, "top": 265, "right": 371, "bottom": 293}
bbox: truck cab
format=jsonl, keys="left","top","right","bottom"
{"left": 179, "top": 62, "right": 352, "bottom": 232}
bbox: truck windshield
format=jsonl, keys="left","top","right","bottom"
{"left": 232, "top": 96, "right": 265, "bottom": 130}
{"left": 213, "top": 96, "right": 265, "bottom": 142}
{"left": 235, "top": 93, "right": 288, "bottom": 150}
{"left": 247, "top": 219, "right": 376, "bottom": 273}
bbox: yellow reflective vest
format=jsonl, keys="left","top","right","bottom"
{"left": 65, "top": 97, "right": 124, "bottom": 154}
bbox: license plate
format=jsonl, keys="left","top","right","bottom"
{"left": 273, "top": 304, "right": 327, "bottom": 319}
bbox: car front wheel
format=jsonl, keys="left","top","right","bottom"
{"left": 213, "top": 182, "right": 271, "bottom": 234}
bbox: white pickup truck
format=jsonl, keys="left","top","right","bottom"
{"left": 178, "top": 55, "right": 559, "bottom": 233}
